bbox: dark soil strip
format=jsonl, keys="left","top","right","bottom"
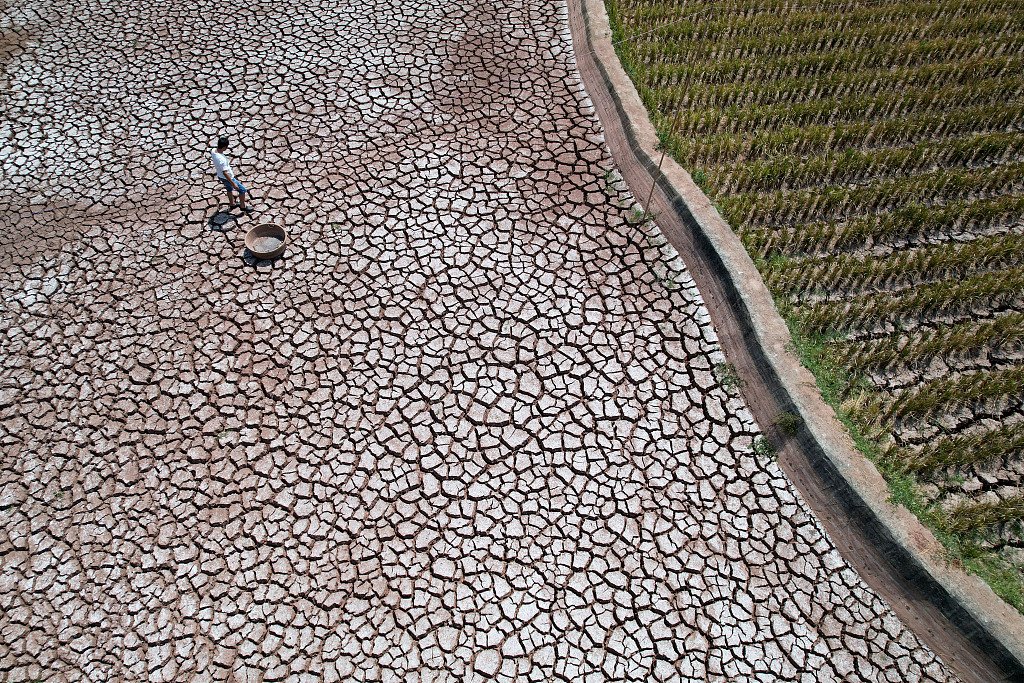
{"left": 566, "top": 1, "right": 1024, "bottom": 681}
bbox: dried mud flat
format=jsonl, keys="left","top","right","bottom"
{"left": 0, "top": 0, "right": 957, "bottom": 681}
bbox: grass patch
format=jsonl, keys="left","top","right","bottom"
{"left": 966, "top": 553, "right": 1024, "bottom": 613}
{"left": 753, "top": 435, "right": 776, "bottom": 459}
{"left": 714, "top": 361, "right": 744, "bottom": 391}
{"left": 773, "top": 411, "right": 804, "bottom": 438}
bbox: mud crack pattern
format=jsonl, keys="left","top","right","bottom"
{"left": 0, "top": 0, "right": 957, "bottom": 680}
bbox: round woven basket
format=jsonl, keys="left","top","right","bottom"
{"left": 244, "top": 223, "right": 287, "bottom": 259}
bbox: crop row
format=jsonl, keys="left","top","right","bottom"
{"left": 686, "top": 70, "right": 1023, "bottom": 109}
{"left": 765, "top": 232, "right": 1024, "bottom": 298}
{"left": 656, "top": 94, "right": 1022, "bottom": 142}
{"left": 869, "top": 365, "right": 1024, "bottom": 424}
{"left": 634, "top": 14, "right": 1020, "bottom": 50}
{"left": 627, "top": 31, "right": 1024, "bottom": 73}
{"left": 743, "top": 195, "right": 1024, "bottom": 259}
{"left": 663, "top": 103, "right": 1024, "bottom": 169}
{"left": 830, "top": 312, "right": 1024, "bottom": 374}
{"left": 627, "top": 26, "right": 1024, "bottom": 72}
{"left": 944, "top": 495, "right": 1024, "bottom": 535}
{"left": 796, "top": 266, "right": 1024, "bottom": 337}
{"left": 721, "top": 161, "right": 1024, "bottom": 229}
{"left": 708, "top": 132, "right": 1024, "bottom": 196}
{"left": 631, "top": 49, "right": 1024, "bottom": 89}
{"left": 645, "top": 76, "right": 1024, "bottom": 135}
{"left": 898, "top": 421, "right": 1024, "bottom": 474}
{"left": 617, "top": 0, "right": 1021, "bottom": 15}
{"left": 635, "top": 58, "right": 1024, "bottom": 108}
{"left": 658, "top": 78, "right": 1024, "bottom": 127}
{"left": 623, "top": 9, "right": 1020, "bottom": 44}
{"left": 626, "top": 37, "right": 1024, "bottom": 86}
{"left": 616, "top": 0, "right": 1018, "bottom": 34}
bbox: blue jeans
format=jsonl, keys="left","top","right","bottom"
{"left": 220, "top": 176, "right": 247, "bottom": 194}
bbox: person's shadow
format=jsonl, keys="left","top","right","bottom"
{"left": 207, "top": 209, "right": 239, "bottom": 233}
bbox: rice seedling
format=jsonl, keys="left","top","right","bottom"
{"left": 944, "top": 495, "right": 1024, "bottom": 535}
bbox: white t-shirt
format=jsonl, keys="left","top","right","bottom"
{"left": 211, "top": 150, "right": 232, "bottom": 179}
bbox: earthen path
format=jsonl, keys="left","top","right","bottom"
{"left": 1, "top": 0, "right": 958, "bottom": 680}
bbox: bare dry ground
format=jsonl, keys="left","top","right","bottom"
{"left": 1, "top": 0, "right": 959, "bottom": 680}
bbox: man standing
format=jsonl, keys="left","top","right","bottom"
{"left": 211, "top": 136, "right": 252, "bottom": 213}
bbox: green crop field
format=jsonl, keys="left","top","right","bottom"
{"left": 606, "top": 0, "right": 1024, "bottom": 609}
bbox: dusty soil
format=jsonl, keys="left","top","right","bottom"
{"left": 0, "top": 0, "right": 981, "bottom": 679}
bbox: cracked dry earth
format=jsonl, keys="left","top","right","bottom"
{"left": 0, "top": 0, "right": 959, "bottom": 681}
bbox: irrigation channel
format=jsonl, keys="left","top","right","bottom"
{"left": 565, "top": 0, "right": 1024, "bottom": 681}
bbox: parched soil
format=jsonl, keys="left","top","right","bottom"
{"left": 0, "top": 0, "right": 980, "bottom": 681}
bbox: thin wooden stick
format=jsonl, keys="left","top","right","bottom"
{"left": 640, "top": 107, "right": 683, "bottom": 225}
